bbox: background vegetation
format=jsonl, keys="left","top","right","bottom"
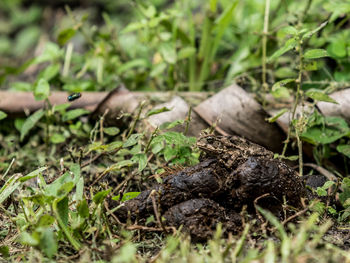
{"left": 1, "top": 0, "right": 350, "bottom": 262}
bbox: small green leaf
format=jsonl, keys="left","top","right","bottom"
{"left": 304, "top": 49, "right": 329, "bottom": 59}
{"left": 305, "top": 90, "right": 338, "bottom": 104}
{"left": 267, "top": 108, "right": 288, "bottom": 123}
{"left": 123, "top": 133, "right": 143, "bottom": 148}
{"left": 57, "top": 28, "right": 76, "bottom": 46}
{"left": 327, "top": 40, "right": 347, "bottom": 58}
{"left": 113, "top": 192, "right": 141, "bottom": 202}
{"left": 322, "top": 181, "right": 335, "bottom": 190}
{"left": 302, "top": 116, "right": 350, "bottom": 145}
{"left": 77, "top": 199, "right": 89, "bottom": 218}
{"left": 110, "top": 160, "right": 135, "bottom": 171}
{"left": 316, "top": 187, "right": 327, "bottom": 196}
{"left": 281, "top": 26, "right": 298, "bottom": 35}
{"left": 302, "top": 21, "right": 328, "bottom": 39}
{"left": 0, "top": 111, "right": 7, "bottom": 120}
{"left": 56, "top": 197, "right": 69, "bottom": 226}
{"left": 337, "top": 144, "right": 350, "bottom": 158}
{"left": 159, "top": 120, "right": 184, "bottom": 130}
{"left": 37, "top": 214, "right": 55, "bottom": 227}
{"left": 40, "top": 63, "right": 60, "bottom": 81}
{"left": 159, "top": 43, "right": 176, "bottom": 64}
{"left": 34, "top": 78, "right": 50, "bottom": 101}
{"left": 39, "top": 228, "right": 57, "bottom": 258}
{"left": 177, "top": 47, "right": 196, "bottom": 60}
{"left": 19, "top": 232, "right": 39, "bottom": 246}
{"left": 104, "top": 127, "right": 120, "bottom": 136}
{"left": 132, "top": 153, "right": 148, "bottom": 171}
{"left": 0, "top": 246, "right": 9, "bottom": 258}
{"left": 50, "top": 133, "right": 66, "bottom": 144}
{"left": 150, "top": 62, "right": 167, "bottom": 77}
{"left": 62, "top": 109, "right": 90, "bottom": 122}
{"left": 20, "top": 166, "right": 47, "bottom": 182}
{"left": 268, "top": 38, "right": 297, "bottom": 62}
{"left": 93, "top": 189, "right": 111, "bottom": 204}
{"left": 271, "top": 79, "right": 294, "bottom": 98}
{"left": 146, "top": 107, "right": 171, "bottom": 117}
{"left": 20, "top": 109, "right": 45, "bottom": 141}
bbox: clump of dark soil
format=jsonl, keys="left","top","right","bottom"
{"left": 110, "top": 136, "right": 307, "bottom": 241}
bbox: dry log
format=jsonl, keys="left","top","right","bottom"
{"left": 194, "top": 84, "right": 285, "bottom": 152}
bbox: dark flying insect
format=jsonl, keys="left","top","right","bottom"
{"left": 68, "top": 93, "right": 82, "bottom": 102}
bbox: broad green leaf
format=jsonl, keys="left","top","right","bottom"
{"left": 0, "top": 246, "right": 9, "bottom": 258}
{"left": 52, "top": 198, "right": 81, "bottom": 250}
{"left": 77, "top": 199, "right": 89, "bottom": 218}
{"left": 93, "top": 189, "right": 111, "bottom": 204}
{"left": 10, "top": 82, "right": 32, "bottom": 91}
{"left": 20, "top": 166, "right": 47, "bottom": 182}
{"left": 62, "top": 109, "right": 90, "bottom": 122}
{"left": 0, "top": 111, "right": 7, "bottom": 120}
{"left": 40, "top": 63, "right": 60, "bottom": 81}
{"left": 304, "top": 49, "right": 329, "bottom": 59}
{"left": 37, "top": 214, "right": 55, "bottom": 227}
{"left": 110, "top": 160, "right": 135, "bottom": 171}
{"left": 302, "top": 21, "right": 328, "bottom": 39}
{"left": 121, "top": 21, "right": 144, "bottom": 34}
{"left": 327, "top": 40, "right": 347, "bottom": 58}
{"left": 19, "top": 232, "right": 39, "bottom": 246}
{"left": 45, "top": 172, "right": 72, "bottom": 197}
{"left": 159, "top": 120, "right": 184, "bottom": 130}
{"left": 159, "top": 43, "right": 176, "bottom": 64}
{"left": 151, "top": 141, "right": 164, "bottom": 154}
{"left": 271, "top": 79, "right": 294, "bottom": 98}
{"left": 53, "top": 103, "right": 70, "bottom": 113}
{"left": 103, "top": 127, "right": 120, "bottom": 136}
{"left": 150, "top": 62, "right": 167, "bottom": 77}
{"left": 303, "top": 61, "right": 318, "bottom": 71}
{"left": 146, "top": 107, "right": 171, "bottom": 117}
{"left": 177, "top": 47, "right": 196, "bottom": 60}
{"left": 74, "top": 177, "right": 84, "bottom": 202}
{"left": 302, "top": 116, "right": 350, "bottom": 145}
{"left": 57, "top": 182, "right": 75, "bottom": 199}
{"left": 267, "top": 108, "right": 288, "bottom": 123}
{"left": 34, "top": 42, "right": 62, "bottom": 64}
{"left": 132, "top": 153, "right": 148, "bottom": 171}
{"left": 39, "top": 228, "right": 57, "bottom": 259}
{"left": 20, "top": 109, "right": 45, "bottom": 141}
{"left": 337, "top": 144, "right": 350, "bottom": 158}
{"left": 164, "top": 146, "right": 177, "bottom": 161}
{"left": 14, "top": 26, "right": 40, "bottom": 56}
{"left": 50, "top": 133, "right": 66, "bottom": 144}
{"left": 117, "top": 59, "right": 148, "bottom": 75}
{"left": 113, "top": 192, "right": 140, "bottom": 202}
{"left": 57, "top": 28, "right": 76, "bottom": 46}
{"left": 317, "top": 187, "right": 327, "bottom": 196}
{"left": 305, "top": 90, "right": 337, "bottom": 104}
{"left": 57, "top": 196, "right": 69, "bottom": 226}
{"left": 34, "top": 78, "right": 50, "bottom": 101}
{"left": 322, "top": 181, "right": 335, "bottom": 189}
{"left": 268, "top": 38, "right": 297, "bottom": 62}
{"left": 123, "top": 133, "right": 143, "bottom": 148}
{"left": 0, "top": 174, "right": 22, "bottom": 204}
{"left": 281, "top": 26, "right": 298, "bottom": 35}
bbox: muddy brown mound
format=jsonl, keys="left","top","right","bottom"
{"left": 234, "top": 157, "right": 306, "bottom": 208}
{"left": 163, "top": 198, "right": 241, "bottom": 242}
{"left": 111, "top": 136, "right": 307, "bottom": 240}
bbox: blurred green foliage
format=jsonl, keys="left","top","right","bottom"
{"left": 0, "top": 0, "right": 349, "bottom": 92}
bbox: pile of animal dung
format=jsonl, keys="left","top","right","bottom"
{"left": 110, "top": 135, "right": 307, "bottom": 241}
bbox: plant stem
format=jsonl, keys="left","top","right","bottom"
{"left": 184, "top": 106, "right": 192, "bottom": 136}
{"left": 261, "top": 0, "right": 271, "bottom": 103}
{"left": 127, "top": 101, "right": 145, "bottom": 139}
